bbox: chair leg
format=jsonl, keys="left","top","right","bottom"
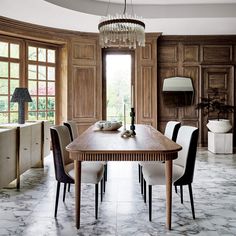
{"left": 101, "top": 179, "right": 103, "bottom": 202}
{"left": 175, "top": 185, "right": 177, "bottom": 193}
{"left": 140, "top": 166, "right": 143, "bottom": 195}
{"left": 63, "top": 183, "right": 67, "bottom": 202}
{"left": 188, "top": 184, "right": 195, "bottom": 219}
{"left": 68, "top": 183, "right": 70, "bottom": 192}
{"left": 95, "top": 184, "right": 98, "bottom": 219}
{"left": 54, "top": 181, "right": 61, "bottom": 217}
{"left": 149, "top": 185, "right": 152, "bottom": 221}
{"left": 144, "top": 179, "right": 146, "bottom": 203}
{"left": 104, "top": 164, "right": 108, "bottom": 182}
{"left": 103, "top": 174, "right": 106, "bottom": 193}
{"left": 180, "top": 185, "right": 183, "bottom": 204}
{"left": 138, "top": 164, "right": 141, "bottom": 183}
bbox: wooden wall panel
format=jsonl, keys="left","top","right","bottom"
{"left": 158, "top": 37, "right": 236, "bottom": 146}
{"left": 158, "top": 45, "right": 178, "bottom": 63}
{"left": 183, "top": 45, "right": 199, "bottom": 63}
{"left": 141, "top": 67, "right": 152, "bottom": 119}
{"left": 135, "top": 33, "right": 160, "bottom": 128}
{"left": 73, "top": 66, "right": 97, "bottom": 120}
{"left": 69, "top": 37, "right": 102, "bottom": 134}
{"left": 200, "top": 65, "right": 234, "bottom": 145}
{"left": 201, "top": 45, "right": 232, "bottom": 63}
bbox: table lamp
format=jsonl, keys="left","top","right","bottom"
{"left": 11, "top": 87, "right": 32, "bottom": 124}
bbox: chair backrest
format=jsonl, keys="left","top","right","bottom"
{"left": 164, "top": 121, "right": 181, "bottom": 141}
{"left": 63, "top": 121, "right": 78, "bottom": 140}
{"left": 50, "top": 125, "right": 74, "bottom": 183}
{"left": 174, "top": 126, "right": 199, "bottom": 185}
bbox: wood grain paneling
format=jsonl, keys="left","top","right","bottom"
{"left": 201, "top": 65, "right": 234, "bottom": 145}
{"left": 201, "top": 45, "right": 232, "bottom": 63}
{"left": 73, "top": 66, "right": 96, "bottom": 120}
{"left": 136, "top": 33, "right": 160, "bottom": 128}
{"left": 158, "top": 36, "right": 236, "bottom": 146}
{"left": 182, "top": 66, "right": 199, "bottom": 119}
{"left": 70, "top": 37, "right": 102, "bottom": 134}
{"left": 141, "top": 67, "right": 152, "bottom": 119}
{"left": 183, "top": 45, "right": 199, "bottom": 63}
{"left": 73, "top": 43, "right": 96, "bottom": 61}
{"left": 158, "top": 45, "right": 178, "bottom": 63}
{"left": 141, "top": 43, "right": 152, "bottom": 60}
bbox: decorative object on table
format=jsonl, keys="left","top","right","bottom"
{"left": 95, "top": 120, "right": 122, "bottom": 131}
{"left": 123, "top": 103, "right": 126, "bottom": 130}
{"left": 98, "top": 0, "right": 145, "bottom": 49}
{"left": 196, "top": 88, "right": 236, "bottom": 133}
{"left": 10, "top": 87, "right": 32, "bottom": 124}
{"left": 130, "top": 107, "right": 136, "bottom": 135}
{"left": 120, "top": 129, "right": 133, "bottom": 138}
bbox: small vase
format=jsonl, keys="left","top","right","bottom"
{"left": 206, "top": 119, "right": 232, "bottom": 133}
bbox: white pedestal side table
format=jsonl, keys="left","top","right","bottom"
{"left": 208, "top": 131, "right": 233, "bottom": 154}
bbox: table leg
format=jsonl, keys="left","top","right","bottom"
{"left": 165, "top": 159, "right": 172, "bottom": 230}
{"left": 75, "top": 160, "right": 81, "bottom": 229}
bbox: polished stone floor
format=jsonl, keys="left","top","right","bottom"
{"left": 0, "top": 148, "right": 236, "bottom": 236}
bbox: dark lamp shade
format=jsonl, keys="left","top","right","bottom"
{"left": 11, "top": 88, "right": 32, "bottom": 103}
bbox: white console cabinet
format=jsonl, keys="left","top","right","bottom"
{"left": 0, "top": 121, "right": 51, "bottom": 189}
{"left": 208, "top": 131, "right": 233, "bottom": 154}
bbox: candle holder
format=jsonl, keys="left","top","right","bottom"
{"left": 130, "top": 107, "right": 136, "bottom": 135}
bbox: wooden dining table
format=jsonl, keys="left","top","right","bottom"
{"left": 66, "top": 124, "right": 182, "bottom": 230}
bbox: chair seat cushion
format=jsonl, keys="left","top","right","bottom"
{"left": 68, "top": 162, "right": 104, "bottom": 184}
{"left": 142, "top": 162, "right": 184, "bottom": 186}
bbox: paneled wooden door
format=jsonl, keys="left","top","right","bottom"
{"left": 200, "top": 65, "right": 235, "bottom": 146}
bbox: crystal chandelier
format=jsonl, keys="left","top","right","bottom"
{"left": 98, "top": 0, "right": 145, "bottom": 49}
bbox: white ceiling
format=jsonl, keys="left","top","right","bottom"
{"left": 1, "top": 0, "right": 236, "bottom": 35}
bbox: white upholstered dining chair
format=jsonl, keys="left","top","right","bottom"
{"left": 138, "top": 121, "right": 181, "bottom": 195}
{"left": 50, "top": 125, "right": 104, "bottom": 218}
{"left": 142, "top": 125, "right": 199, "bottom": 221}
{"left": 63, "top": 121, "right": 108, "bottom": 195}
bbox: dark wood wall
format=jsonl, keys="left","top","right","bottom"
{"left": 157, "top": 36, "right": 236, "bottom": 146}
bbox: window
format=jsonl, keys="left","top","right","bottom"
{"left": 104, "top": 51, "right": 133, "bottom": 124}
{"left": 0, "top": 39, "right": 21, "bottom": 123}
{"left": 27, "top": 44, "right": 56, "bottom": 123}
{"left": 0, "top": 36, "right": 57, "bottom": 124}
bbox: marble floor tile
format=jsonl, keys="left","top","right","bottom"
{"left": 0, "top": 148, "right": 236, "bottom": 235}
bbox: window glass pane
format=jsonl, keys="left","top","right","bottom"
{"left": 47, "top": 82, "right": 55, "bottom": 95}
{"left": 0, "top": 42, "right": 8, "bottom": 57}
{"left": 0, "top": 113, "right": 8, "bottom": 123}
{"left": 38, "top": 97, "right": 46, "bottom": 110}
{"left": 28, "top": 97, "right": 37, "bottom": 111}
{"left": 28, "top": 111, "right": 37, "bottom": 121}
{"left": 48, "top": 97, "right": 55, "bottom": 110}
{"left": 38, "top": 111, "right": 46, "bottom": 120}
{"left": 0, "top": 96, "right": 8, "bottom": 111}
{"left": 48, "top": 49, "right": 55, "bottom": 63}
{"left": 38, "top": 66, "right": 46, "bottom": 80}
{"left": 38, "top": 81, "right": 46, "bottom": 95}
{"left": 10, "top": 101, "right": 18, "bottom": 111}
{"left": 10, "top": 63, "right": 19, "bottom": 78}
{"left": 0, "top": 79, "right": 8, "bottom": 94}
{"left": 10, "top": 80, "right": 19, "bottom": 95}
{"left": 28, "top": 80, "right": 37, "bottom": 95}
{"left": 38, "top": 48, "right": 46, "bottom": 62}
{"left": 28, "top": 64, "right": 37, "bottom": 79}
{"left": 0, "top": 62, "right": 8, "bottom": 78}
{"left": 48, "top": 67, "right": 55, "bottom": 80}
{"left": 10, "top": 112, "right": 18, "bottom": 123}
{"left": 47, "top": 111, "right": 55, "bottom": 123}
{"left": 28, "top": 46, "right": 37, "bottom": 61}
{"left": 10, "top": 43, "right": 19, "bottom": 59}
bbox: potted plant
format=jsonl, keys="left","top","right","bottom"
{"left": 196, "top": 89, "right": 236, "bottom": 133}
